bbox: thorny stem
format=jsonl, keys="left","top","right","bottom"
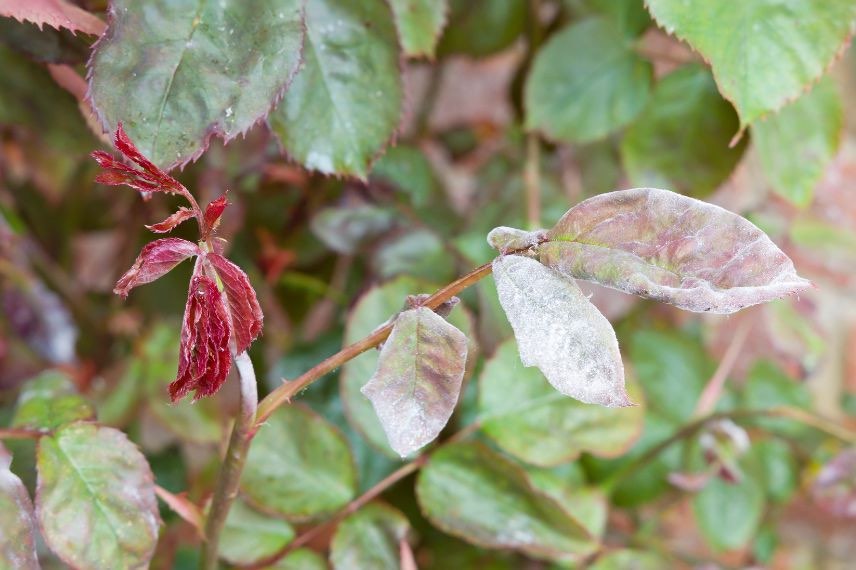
{"left": 200, "top": 351, "right": 258, "bottom": 570}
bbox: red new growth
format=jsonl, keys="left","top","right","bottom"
{"left": 94, "top": 125, "right": 263, "bottom": 402}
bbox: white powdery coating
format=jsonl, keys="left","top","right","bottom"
{"left": 493, "top": 255, "right": 631, "bottom": 408}
{"left": 487, "top": 226, "right": 548, "bottom": 254}
{"left": 362, "top": 307, "right": 469, "bottom": 457}
{"left": 0, "top": 445, "right": 39, "bottom": 570}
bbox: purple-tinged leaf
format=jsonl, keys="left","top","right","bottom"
{"left": 0, "top": 0, "right": 105, "bottom": 36}
{"left": 36, "top": 423, "right": 160, "bottom": 569}
{"left": 361, "top": 307, "right": 468, "bottom": 457}
{"left": 206, "top": 253, "right": 263, "bottom": 354}
{"left": 493, "top": 255, "right": 630, "bottom": 408}
{"left": 114, "top": 237, "right": 199, "bottom": 298}
{"left": 813, "top": 448, "right": 856, "bottom": 518}
{"left": 170, "top": 275, "right": 232, "bottom": 402}
{"left": 540, "top": 187, "right": 811, "bottom": 314}
{"left": 0, "top": 443, "right": 39, "bottom": 570}
{"left": 487, "top": 226, "right": 547, "bottom": 255}
{"left": 145, "top": 207, "right": 195, "bottom": 233}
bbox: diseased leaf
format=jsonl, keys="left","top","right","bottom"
{"left": 0, "top": 443, "right": 39, "bottom": 570}
{"left": 269, "top": 0, "right": 402, "bottom": 178}
{"left": 88, "top": 0, "right": 304, "bottom": 170}
{"left": 486, "top": 226, "right": 546, "bottom": 254}
{"left": 145, "top": 207, "right": 195, "bottom": 234}
{"left": 438, "top": 0, "right": 526, "bottom": 57}
{"left": 524, "top": 463, "right": 609, "bottom": 538}
{"left": 36, "top": 423, "right": 160, "bottom": 569}
{"left": 620, "top": 64, "right": 747, "bottom": 197}
{"left": 241, "top": 405, "right": 356, "bottom": 520}
{"left": 492, "top": 255, "right": 629, "bottom": 407}
{"left": 219, "top": 498, "right": 294, "bottom": 566}
{"left": 0, "top": 0, "right": 105, "bottom": 36}
{"left": 114, "top": 237, "right": 199, "bottom": 298}
{"left": 12, "top": 369, "right": 94, "bottom": 431}
{"left": 479, "top": 339, "right": 643, "bottom": 466}
{"left": 388, "top": 0, "right": 447, "bottom": 58}
{"left": 170, "top": 274, "right": 232, "bottom": 402}
{"left": 362, "top": 307, "right": 468, "bottom": 457}
{"left": 207, "top": 252, "right": 263, "bottom": 354}
{"left": 812, "top": 448, "right": 856, "bottom": 518}
{"left": 753, "top": 77, "right": 843, "bottom": 206}
{"left": 525, "top": 17, "right": 652, "bottom": 143}
{"left": 539, "top": 187, "right": 812, "bottom": 313}
{"left": 645, "top": 0, "right": 856, "bottom": 127}
{"left": 331, "top": 503, "right": 410, "bottom": 570}
{"left": 416, "top": 442, "right": 597, "bottom": 562}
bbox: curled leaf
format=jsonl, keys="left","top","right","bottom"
{"left": 203, "top": 195, "right": 228, "bottom": 234}
{"left": 487, "top": 226, "right": 547, "bottom": 254}
{"left": 169, "top": 275, "right": 231, "bottom": 401}
{"left": 361, "top": 307, "right": 468, "bottom": 457}
{"left": 145, "top": 207, "right": 195, "bottom": 233}
{"left": 207, "top": 253, "right": 263, "bottom": 354}
{"left": 492, "top": 255, "right": 629, "bottom": 407}
{"left": 114, "top": 238, "right": 199, "bottom": 298}
{"left": 540, "top": 187, "right": 811, "bottom": 313}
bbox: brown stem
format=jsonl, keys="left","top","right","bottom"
{"left": 0, "top": 428, "right": 45, "bottom": 440}
{"left": 693, "top": 318, "right": 752, "bottom": 417}
{"left": 525, "top": 133, "right": 541, "bottom": 229}
{"left": 200, "top": 351, "right": 258, "bottom": 570}
{"left": 254, "top": 261, "right": 495, "bottom": 429}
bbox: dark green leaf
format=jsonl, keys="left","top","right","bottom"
{"left": 0, "top": 18, "right": 90, "bottom": 64}
{"left": 219, "top": 498, "right": 295, "bottom": 566}
{"left": 525, "top": 17, "right": 652, "bottom": 143}
{"left": 438, "top": 0, "right": 526, "bottom": 57}
{"left": 310, "top": 204, "right": 396, "bottom": 255}
{"left": 241, "top": 405, "right": 356, "bottom": 520}
{"left": 693, "top": 466, "right": 764, "bottom": 551}
{"left": 388, "top": 0, "right": 447, "bottom": 58}
{"left": 36, "top": 423, "right": 160, "bottom": 569}
{"left": 12, "top": 370, "right": 94, "bottom": 431}
{"left": 89, "top": 0, "right": 304, "bottom": 170}
{"left": 269, "top": 0, "right": 402, "bottom": 178}
{"left": 621, "top": 64, "right": 746, "bottom": 197}
{"left": 416, "top": 442, "right": 597, "bottom": 562}
{"left": 371, "top": 145, "right": 439, "bottom": 208}
{"left": 564, "top": 0, "right": 651, "bottom": 37}
{"left": 374, "top": 229, "right": 456, "bottom": 283}
{"left": 0, "top": 443, "right": 39, "bottom": 570}
{"left": 330, "top": 503, "right": 410, "bottom": 570}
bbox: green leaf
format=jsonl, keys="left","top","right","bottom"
{"left": 587, "top": 549, "right": 669, "bottom": 569}
{"left": 479, "top": 339, "right": 643, "bottom": 466}
{"left": 371, "top": 145, "right": 439, "bottom": 208}
{"left": 564, "top": 0, "right": 651, "bottom": 37}
{"left": 310, "top": 204, "right": 396, "bottom": 255}
{"left": 539, "top": 188, "right": 812, "bottom": 314}
{"left": 374, "top": 229, "right": 456, "bottom": 283}
{"left": 438, "top": 0, "right": 526, "bottom": 57}
{"left": 754, "top": 439, "right": 798, "bottom": 504}
{"left": 741, "top": 361, "right": 812, "bottom": 438}
{"left": 753, "top": 77, "right": 843, "bottom": 206}
{"left": 417, "top": 442, "right": 597, "bottom": 562}
{"left": 621, "top": 64, "right": 746, "bottom": 197}
{"left": 492, "top": 255, "right": 630, "bottom": 407}
{"left": 219, "top": 498, "right": 295, "bottom": 566}
{"left": 525, "top": 17, "right": 652, "bottom": 143}
{"left": 269, "top": 0, "right": 402, "bottom": 178}
{"left": 12, "top": 369, "right": 94, "bottom": 431}
{"left": 388, "top": 0, "right": 447, "bottom": 58}
{"left": 341, "top": 276, "right": 475, "bottom": 457}
{"left": 693, "top": 467, "right": 764, "bottom": 551}
{"left": 265, "top": 548, "right": 328, "bottom": 570}
{"left": 241, "top": 404, "right": 357, "bottom": 520}
{"left": 362, "top": 307, "right": 468, "bottom": 457}
{"left": 330, "top": 503, "right": 410, "bottom": 570}
{"left": 0, "top": 443, "right": 39, "bottom": 570}
{"left": 36, "top": 423, "right": 160, "bottom": 569}
{"left": 88, "top": 0, "right": 304, "bottom": 170}
{"left": 645, "top": 0, "right": 856, "bottom": 127}
{"left": 524, "top": 463, "right": 609, "bottom": 538}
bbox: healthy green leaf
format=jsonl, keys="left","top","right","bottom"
{"left": 492, "top": 255, "right": 630, "bottom": 407}
{"left": 362, "top": 307, "right": 468, "bottom": 457}
{"left": 565, "top": 0, "right": 651, "bottom": 37}
{"left": 12, "top": 369, "right": 94, "bottom": 431}
{"left": 219, "top": 498, "right": 295, "bottom": 566}
{"left": 374, "top": 229, "right": 456, "bottom": 283}
{"left": 479, "top": 339, "right": 643, "bottom": 466}
{"left": 416, "top": 442, "right": 597, "bottom": 562}
{"left": 36, "top": 423, "right": 160, "bottom": 569}
{"left": 525, "top": 17, "right": 652, "bottom": 143}
{"left": 371, "top": 145, "right": 440, "bottom": 208}
{"left": 330, "top": 503, "right": 410, "bottom": 570}
{"left": 741, "top": 361, "right": 812, "bottom": 438}
{"left": 645, "top": 0, "right": 856, "bottom": 127}
{"left": 753, "top": 77, "right": 843, "bottom": 206}
{"left": 310, "top": 204, "right": 396, "bottom": 255}
{"left": 0, "top": 443, "right": 39, "bottom": 570}
{"left": 693, "top": 467, "right": 764, "bottom": 551}
{"left": 754, "top": 439, "right": 798, "bottom": 504}
{"left": 388, "top": 0, "right": 447, "bottom": 58}
{"left": 265, "top": 548, "right": 328, "bottom": 570}
{"left": 621, "top": 64, "right": 746, "bottom": 197}
{"left": 269, "top": 0, "right": 402, "bottom": 178}
{"left": 539, "top": 187, "right": 812, "bottom": 313}
{"left": 438, "top": 0, "right": 526, "bottom": 57}
{"left": 241, "top": 405, "right": 356, "bottom": 520}
{"left": 88, "top": 0, "right": 304, "bottom": 170}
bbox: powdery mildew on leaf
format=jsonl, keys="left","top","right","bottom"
{"left": 492, "top": 255, "right": 630, "bottom": 407}
{"left": 330, "top": 503, "right": 411, "bottom": 570}
{"left": 0, "top": 443, "right": 39, "bottom": 570}
{"left": 487, "top": 226, "right": 547, "bottom": 254}
{"left": 0, "top": 0, "right": 105, "bottom": 36}
{"left": 36, "top": 423, "right": 160, "bottom": 570}
{"left": 541, "top": 187, "right": 812, "bottom": 314}
{"left": 361, "top": 307, "right": 468, "bottom": 457}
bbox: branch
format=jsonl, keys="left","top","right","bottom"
{"left": 693, "top": 318, "right": 752, "bottom": 416}
{"left": 0, "top": 427, "right": 45, "bottom": 440}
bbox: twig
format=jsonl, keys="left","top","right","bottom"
{"left": 525, "top": 134, "right": 541, "bottom": 229}
{"left": 693, "top": 318, "right": 752, "bottom": 416}
{"left": 0, "top": 428, "right": 45, "bottom": 440}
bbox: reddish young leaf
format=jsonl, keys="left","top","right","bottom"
{"left": 206, "top": 253, "right": 263, "bottom": 354}
{"left": 169, "top": 275, "right": 232, "bottom": 401}
{"left": 91, "top": 124, "right": 188, "bottom": 196}
{"left": 204, "top": 196, "right": 228, "bottom": 235}
{"left": 145, "top": 207, "right": 195, "bottom": 234}
{"left": 0, "top": 0, "right": 106, "bottom": 36}
{"left": 114, "top": 238, "right": 199, "bottom": 298}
